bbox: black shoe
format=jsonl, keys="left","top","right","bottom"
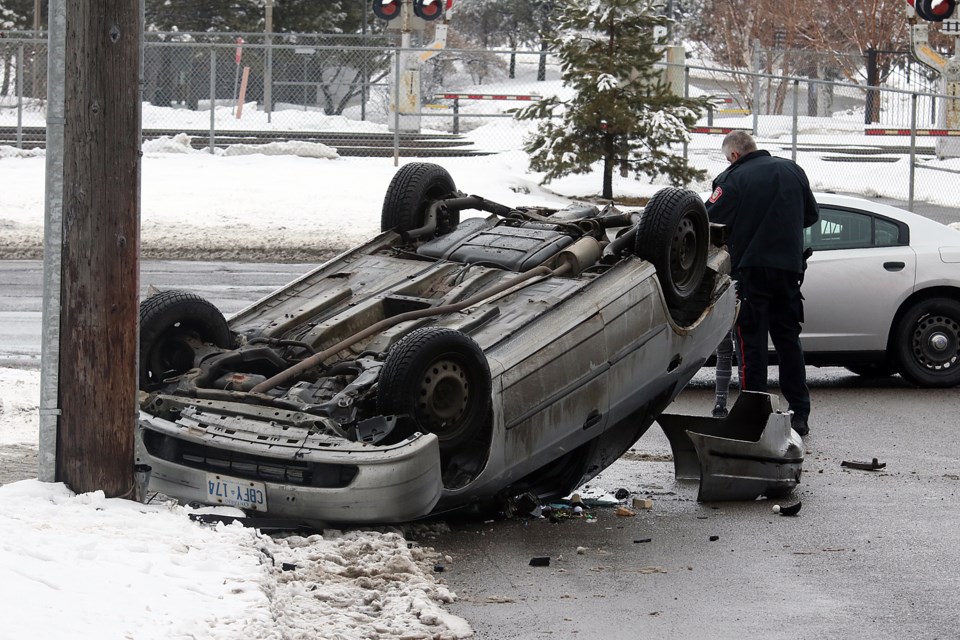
{"left": 712, "top": 401, "right": 728, "bottom": 419}
{"left": 791, "top": 417, "right": 809, "bottom": 437}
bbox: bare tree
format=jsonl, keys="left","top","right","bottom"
{"left": 689, "top": 0, "right": 916, "bottom": 114}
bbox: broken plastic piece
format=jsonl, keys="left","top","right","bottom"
{"left": 529, "top": 556, "right": 550, "bottom": 567}
{"left": 841, "top": 458, "right": 885, "bottom": 471}
{"left": 777, "top": 501, "right": 802, "bottom": 516}
{"left": 658, "top": 392, "right": 803, "bottom": 502}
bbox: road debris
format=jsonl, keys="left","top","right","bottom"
{"left": 772, "top": 501, "right": 802, "bottom": 516}
{"left": 841, "top": 458, "right": 886, "bottom": 471}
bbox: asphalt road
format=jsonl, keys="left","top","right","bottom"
{"left": 430, "top": 376, "right": 960, "bottom": 640}
{"left": 0, "top": 260, "right": 315, "bottom": 369}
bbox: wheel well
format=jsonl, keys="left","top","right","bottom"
{"left": 887, "top": 286, "right": 960, "bottom": 352}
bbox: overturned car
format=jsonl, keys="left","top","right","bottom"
{"left": 136, "top": 163, "right": 737, "bottom": 525}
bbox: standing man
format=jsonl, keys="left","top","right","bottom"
{"left": 705, "top": 131, "right": 819, "bottom": 436}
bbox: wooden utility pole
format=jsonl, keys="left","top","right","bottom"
{"left": 51, "top": 0, "right": 141, "bottom": 496}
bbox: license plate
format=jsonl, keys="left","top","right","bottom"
{"left": 206, "top": 473, "right": 267, "bottom": 511}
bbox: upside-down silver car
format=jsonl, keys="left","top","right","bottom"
{"left": 136, "top": 163, "right": 740, "bottom": 525}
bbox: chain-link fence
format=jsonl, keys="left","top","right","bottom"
{"left": 680, "top": 61, "right": 960, "bottom": 212}
{"left": 1, "top": 31, "right": 959, "bottom": 208}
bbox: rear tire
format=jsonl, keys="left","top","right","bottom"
{"left": 139, "top": 290, "right": 232, "bottom": 390}
{"left": 894, "top": 297, "right": 960, "bottom": 388}
{"left": 380, "top": 163, "right": 459, "bottom": 235}
{"left": 377, "top": 327, "right": 491, "bottom": 453}
{"left": 634, "top": 187, "right": 710, "bottom": 309}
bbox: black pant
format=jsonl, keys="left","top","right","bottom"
{"left": 733, "top": 267, "right": 810, "bottom": 421}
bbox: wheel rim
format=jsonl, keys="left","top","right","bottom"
{"left": 670, "top": 214, "right": 699, "bottom": 290}
{"left": 911, "top": 313, "right": 960, "bottom": 372}
{"left": 417, "top": 358, "right": 470, "bottom": 440}
{"left": 148, "top": 331, "right": 195, "bottom": 382}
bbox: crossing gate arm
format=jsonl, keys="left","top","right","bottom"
{"left": 690, "top": 126, "right": 752, "bottom": 134}
{"left": 866, "top": 128, "right": 960, "bottom": 135}
{"left": 433, "top": 93, "right": 543, "bottom": 134}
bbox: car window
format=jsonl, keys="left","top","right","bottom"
{"left": 875, "top": 218, "right": 900, "bottom": 246}
{"left": 804, "top": 206, "right": 904, "bottom": 251}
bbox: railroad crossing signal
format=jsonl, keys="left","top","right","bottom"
{"left": 912, "top": 0, "right": 957, "bottom": 21}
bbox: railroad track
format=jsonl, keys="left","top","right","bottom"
{"left": 0, "top": 126, "right": 493, "bottom": 157}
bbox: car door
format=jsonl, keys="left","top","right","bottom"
{"left": 798, "top": 205, "right": 916, "bottom": 354}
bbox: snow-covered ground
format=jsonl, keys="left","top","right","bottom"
{"left": 2, "top": 88, "right": 960, "bottom": 639}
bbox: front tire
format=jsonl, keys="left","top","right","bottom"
{"left": 894, "top": 297, "right": 960, "bottom": 388}
{"left": 377, "top": 327, "right": 491, "bottom": 453}
{"left": 634, "top": 187, "right": 710, "bottom": 309}
{"left": 380, "top": 163, "right": 459, "bottom": 235}
{"left": 139, "top": 290, "right": 232, "bottom": 390}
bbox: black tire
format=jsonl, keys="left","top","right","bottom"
{"left": 894, "top": 297, "right": 960, "bottom": 388}
{"left": 380, "top": 163, "right": 459, "bottom": 234}
{"left": 634, "top": 187, "right": 710, "bottom": 309}
{"left": 377, "top": 327, "right": 491, "bottom": 453}
{"left": 139, "top": 290, "right": 232, "bottom": 390}
{"left": 844, "top": 363, "right": 897, "bottom": 378}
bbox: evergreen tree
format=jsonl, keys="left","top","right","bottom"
{"left": 515, "top": 0, "right": 707, "bottom": 199}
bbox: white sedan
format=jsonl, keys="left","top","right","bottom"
{"left": 799, "top": 193, "right": 960, "bottom": 387}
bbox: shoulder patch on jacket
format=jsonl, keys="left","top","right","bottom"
{"left": 708, "top": 186, "right": 723, "bottom": 203}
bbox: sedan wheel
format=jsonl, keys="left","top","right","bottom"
{"left": 378, "top": 327, "right": 492, "bottom": 453}
{"left": 894, "top": 298, "right": 960, "bottom": 388}
{"left": 634, "top": 187, "right": 709, "bottom": 310}
{"left": 139, "top": 290, "right": 233, "bottom": 390}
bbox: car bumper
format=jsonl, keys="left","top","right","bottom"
{"left": 136, "top": 410, "right": 443, "bottom": 525}
{"left": 657, "top": 392, "right": 804, "bottom": 501}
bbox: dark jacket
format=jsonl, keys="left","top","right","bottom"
{"left": 705, "top": 150, "right": 819, "bottom": 274}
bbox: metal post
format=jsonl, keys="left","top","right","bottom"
{"left": 361, "top": 1, "right": 368, "bottom": 122}
{"left": 865, "top": 49, "right": 878, "bottom": 125}
{"left": 393, "top": 44, "right": 401, "bottom": 165}
{"left": 39, "top": 0, "right": 67, "bottom": 483}
{"left": 31, "top": 0, "right": 41, "bottom": 99}
{"left": 265, "top": 0, "right": 273, "bottom": 122}
{"left": 16, "top": 44, "right": 24, "bottom": 149}
{"left": 909, "top": 93, "right": 917, "bottom": 212}
{"left": 683, "top": 65, "right": 689, "bottom": 163}
{"left": 752, "top": 40, "right": 761, "bottom": 136}
{"left": 452, "top": 97, "right": 459, "bottom": 134}
{"left": 232, "top": 40, "right": 241, "bottom": 115}
{"left": 791, "top": 79, "right": 799, "bottom": 162}
{"left": 209, "top": 49, "right": 216, "bottom": 153}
